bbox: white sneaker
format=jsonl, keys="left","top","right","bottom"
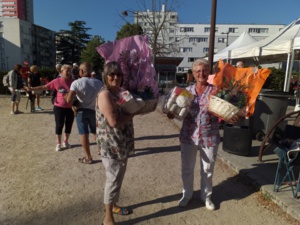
{"left": 178, "top": 196, "right": 192, "bottom": 208}
{"left": 62, "top": 141, "right": 71, "bottom": 149}
{"left": 201, "top": 197, "right": 215, "bottom": 210}
{"left": 55, "top": 144, "right": 62, "bottom": 152}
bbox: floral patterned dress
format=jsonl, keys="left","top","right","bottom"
{"left": 179, "top": 84, "right": 221, "bottom": 147}
{"left": 95, "top": 86, "right": 135, "bottom": 161}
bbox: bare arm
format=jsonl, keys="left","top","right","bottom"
{"left": 27, "top": 85, "right": 47, "bottom": 91}
{"left": 98, "top": 90, "right": 134, "bottom": 128}
{"left": 65, "top": 90, "right": 76, "bottom": 104}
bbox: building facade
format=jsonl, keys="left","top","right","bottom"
{"left": 0, "top": 0, "right": 56, "bottom": 70}
{"left": 175, "top": 23, "right": 285, "bottom": 72}
{"left": 0, "top": 0, "right": 34, "bottom": 23}
{"left": 134, "top": 5, "right": 285, "bottom": 75}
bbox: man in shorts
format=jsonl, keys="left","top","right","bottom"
{"left": 65, "top": 62, "right": 103, "bottom": 164}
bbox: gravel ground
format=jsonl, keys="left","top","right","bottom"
{"left": 0, "top": 95, "right": 299, "bottom": 225}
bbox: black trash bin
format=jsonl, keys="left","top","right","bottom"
{"left": 252, "top": 90, "right": 291, "bottom": 141}
{"left": 223, "top": 117, "right": 253, "bottom": 156}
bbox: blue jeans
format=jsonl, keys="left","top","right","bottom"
{"left": 76, "top": 108, "right": 96, "bottom": 135}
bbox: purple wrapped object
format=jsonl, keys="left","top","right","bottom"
{"left": 96, "top": 35, "right": 159, "bottom": 99}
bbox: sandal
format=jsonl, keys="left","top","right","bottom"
{"left": 78, "top": 157, "right": 94, "bottom": 164}
{"left": 112, "top": 206, "right": 132, "bottom": 215}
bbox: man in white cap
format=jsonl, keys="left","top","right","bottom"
{"left": 72, "top": 63, "right": 79, "bottom": 80}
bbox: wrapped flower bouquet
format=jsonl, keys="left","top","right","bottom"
{"left": 163, "top": 86, "right": 194, "bottom": 120}
{"left": 208, "top": 60, "right": 271, "bottom": 121}
{"left": 96, "top": 35, "right": 159, "bottom": 115}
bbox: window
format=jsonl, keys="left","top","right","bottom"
{"left": 203, "top": 47, "right": 209, "bottom": 53}
{"left": 180, "top": 27, "right": 194, "bottom": 32}
{"left": 189, "top": 37, "right": 208, "bottom": 43}
{"left": 178, "top": 67, "right": 185, "bottom": 72}
{"left": 169, "top": 37, "right": 174, "bottom": 41}
{"left": 180, "top": 47, "right": 192, "bottom": 52}
{"left": 229, "top": 27, "right": 238, "bottom": 33}
{"left": 204, "top": 27, "right": 210, "bottom": 32}
{"left": 248, "top": 28, "right": 269, "bottom": 34}
{"left": 170, "top": 15, "right": 177, "bottom": 19}
{"left": 169, "top": 29, "right": 174, "bottom": 33}
{"left": 188, "top": 57, "right": 199, "bottom": 62}
{"left": 218, "top": 38, "right": 226, "bottom": 43}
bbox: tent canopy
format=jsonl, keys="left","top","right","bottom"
{"left": 230, "top": 18, "right": 300, "bottom": 62}
{"left": 212, "top": 31, "right": 257, "bottom": 62}
{"left": 226, "top": 18, "right": 300, "bottom": 91}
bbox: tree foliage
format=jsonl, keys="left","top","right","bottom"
{"left": 263, "top": 67, "right": 285, "bottom": 91}
{"left": 56, "top": 20, "right": 91, "bottom": 65}
{"left": 116, "top": 22, "right": 143, "bottom": 40}
{"left": 81, "top": 35, "right": 106, "bottom": 74}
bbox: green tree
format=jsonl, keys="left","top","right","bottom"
{"left": 56, "top": 20, "right": 91, "bottom": 65}
{"left": 263, "top": 67, "right": 285, "bottom": 91}
{"left": 116, "top": 22, "right": 143, "bottom": 40}
{"left": 81, "top": 35, "right": 106, "bottom": 74}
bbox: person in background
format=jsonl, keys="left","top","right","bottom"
{"left": 236, "top": 61, "right": 244, "bottom": 68}
{"left": 26, "top": 65, "right": 74, "bottom": 152}
{"left": 96, "top": 61, "right": 136, "bottom": 225}
{"left": 71, "top": 63, "right": 79, "bottom": 80}
{"left": 65, "top": 62, "right": 103, "bottom": 164}
{"left": 167, "top": 59, "right": 240, "bottom": 211}
{"left": 54, "top": 64, "right": 62, "bottom": 78}
{"left": 51, "top": 64, "right": 62, "bottom": 105}
{"left": 28, "top": 65, "right": 43, "bottom": 112}
{"left": 21, "top": 61, "right": 30, "bottom": 86}
{"left": 8, "top": 64, "right": 26, "bottom": 114}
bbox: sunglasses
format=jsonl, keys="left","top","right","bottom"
{"left": 108, "top": 73, "right": 122, "bottom": 78}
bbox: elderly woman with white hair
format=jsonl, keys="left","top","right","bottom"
{"left": 167, "top": 58, "right": 240, "bottom": 211}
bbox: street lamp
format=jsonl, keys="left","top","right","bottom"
{"left": 122, "top": 10, "right": 139, "bottom": 24}
{"left": 221, "top": 31, "right": 231, "bottom": 47}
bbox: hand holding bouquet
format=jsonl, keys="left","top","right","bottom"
{"left": 208, "top": 60, "right": 271, "bottom": 121}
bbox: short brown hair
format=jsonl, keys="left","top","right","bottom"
{"left": 14, "top": 64, "right": 22, "bottom": 72}
{"left": 102, "top": 61, "right": 123, "bottom": 88}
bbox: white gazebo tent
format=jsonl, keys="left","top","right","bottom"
{"left": 230, "top": 18, "right": 300, "bottom": 91}
{"left": 212, "top": 31, "right": 257, "bottom": 62}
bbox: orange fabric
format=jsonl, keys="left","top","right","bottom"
{"left": 213, "top": 60, "right": 271, "bottom": 117}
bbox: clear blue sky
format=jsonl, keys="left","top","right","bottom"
{"left": 34, "top": 0, "right": 299, "bottom": 42}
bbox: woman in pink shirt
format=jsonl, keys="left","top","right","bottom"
{"left": 28, "top": 64, "right": 74, "bottom": 152}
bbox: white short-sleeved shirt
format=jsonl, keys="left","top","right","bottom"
{"left": 70, "top": 77, "right": 103, "bottom": 110}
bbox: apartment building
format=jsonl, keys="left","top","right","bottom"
{"left": 175, "top": 23, "right": 285, "bottom": 73}
{"left": 135, "top": 5, "right": 285, "bottom": 76}
{"left": 0, "top": 0, "right": 33, "bottom": 23}
{"left": 0, "top": 0, "right": 56, "bottom": 70}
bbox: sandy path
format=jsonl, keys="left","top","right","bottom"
{"left": 0, "top": 95, "right": 298, "bottom": 225}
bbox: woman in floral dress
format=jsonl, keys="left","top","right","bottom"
{"left": 96, "top": 61, "right": 136, "bottom": 225}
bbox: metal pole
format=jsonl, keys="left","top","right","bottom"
{"left": 226, "top": 32, "right": 229, "bottom": 46}
{"left": 208, "top": 0, "right": 217, "bottom": 74}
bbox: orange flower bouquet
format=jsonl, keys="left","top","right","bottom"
{"left": 208, "top": 60, "right": 272, "bottom": 121}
